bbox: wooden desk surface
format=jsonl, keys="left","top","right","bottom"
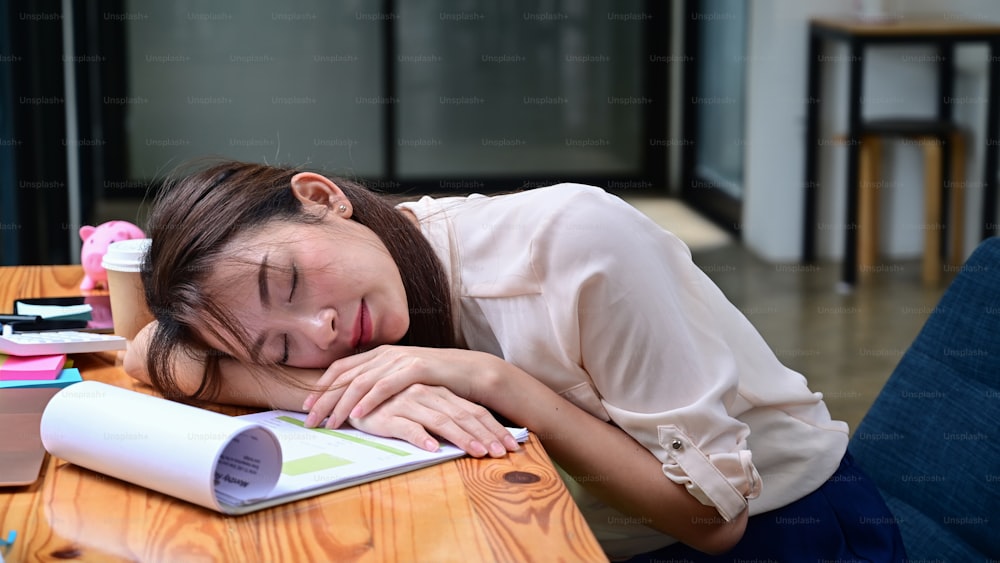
{"left": 0, "top": 265, "right": 607, "bottom": 562}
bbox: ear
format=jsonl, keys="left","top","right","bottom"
{"left": 290, "top": 172, "right": 352, "bottom": 217}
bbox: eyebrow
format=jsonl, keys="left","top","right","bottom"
{"left": 258, "top": 253, "right": 271, "bottom": 310}
{"left": 253, "top": 254, "right": 272, "bottom": 362}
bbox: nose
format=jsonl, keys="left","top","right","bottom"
{"left": 302, "top": 307, "right": 338, "bottom": 350}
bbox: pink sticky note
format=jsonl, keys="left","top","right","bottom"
{"left": 0, "top": 354, "right": 68, "bottom": 381}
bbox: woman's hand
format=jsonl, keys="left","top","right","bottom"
{"left": 302, "top": 345, "right": 520, "bottom": 457}
{"left": 343, "top": 383, "right": 517, "bottom": 457}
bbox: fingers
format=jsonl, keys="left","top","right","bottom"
{"left": 330, "top": 353, "right": 419, "bottom": 426}
{"left": 349, "top": 415, "right": 441, "bottom": 454}
{"left": 339, "top": 358, "right": 425, "bottom": 420}
{"left": 349, "top": 385, "right": 519, "bottom": 457}
{"left": 302, "top": 375, "right": 350, "bottom": 427}
{"left": 300, "top": 347, "right": 519, "bottom": 457}
{"left": 305, "top": 347, "right": 427, "bottom": 429}
{"left": 304, "top": 358, "right": 407, "bottom": 429}
{"left": 302, "top": 349, "right": 375, "bottom": 411}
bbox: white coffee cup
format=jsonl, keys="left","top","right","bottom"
{"left": 101, "top": 238, "right": 153, "bottom": 340}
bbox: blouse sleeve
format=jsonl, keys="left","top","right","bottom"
{"left": 531, "top": 186, "right": 762, "bottom": 521}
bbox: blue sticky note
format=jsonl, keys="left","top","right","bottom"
{"left": 0, "top": 367, "right": 82, "bottom": 389}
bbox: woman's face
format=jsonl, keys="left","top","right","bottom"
{"left": 201, "top": 196, "right": 410, "bottom": 369}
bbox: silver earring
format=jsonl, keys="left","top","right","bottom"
{"left": 338, "top": 204, "right": 348, "bottom": 214}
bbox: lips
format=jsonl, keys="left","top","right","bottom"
{"left": 352, "top": 299, "right": 372, "bottom": 351}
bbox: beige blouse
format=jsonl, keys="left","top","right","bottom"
{"left": 398, "top": 184, "right": 849, "bottom": 558}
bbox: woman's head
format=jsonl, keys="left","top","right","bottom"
{"left": 142, "top": 161, "right": 454, "bottom": 401}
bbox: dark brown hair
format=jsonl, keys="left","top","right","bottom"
{"left": 141, "top": 160, "right": 455, "bottom": 402}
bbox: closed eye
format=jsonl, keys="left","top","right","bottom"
{"left": 279, "top": 333, "right": 289, "bottom": 365}
{"left": 274, "top": 264, "right": 297, "bottom": 365}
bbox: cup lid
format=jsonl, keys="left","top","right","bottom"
{"left": 101, "top": 238, "right": 152, "bottom": 272}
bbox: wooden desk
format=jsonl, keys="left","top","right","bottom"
{"left": 0, "top": 266, "right": 607, "bottom": 562}
{"left": 802, "top": 17, "right": 1000, "bottom": 285}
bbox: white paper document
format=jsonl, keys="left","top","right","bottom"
{"left": 40, "top": 381, "right": 528, "bottom": 514}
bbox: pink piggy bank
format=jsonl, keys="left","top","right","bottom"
{"left": 79, "top": 220, "right": 146, "bottom": 290}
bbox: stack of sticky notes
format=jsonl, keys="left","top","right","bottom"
{"left": 0, "top": 353, "right": 66, "bottom": 380}
{"left": 15, "top": 302, "right": 92, "bottom": 321}
{"left": 0, "top": 354, "right": 81, "bottom": 389}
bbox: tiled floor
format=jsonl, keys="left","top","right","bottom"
{"left": 688, "top": 241, "right": 949, "bottom": 435}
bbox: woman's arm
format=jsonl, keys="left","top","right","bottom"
{"left": 124, "top": 323, "right": 517, "bottom": 458}
{"left": 303, "top": 346, "right": 746, "bottom": 554}
{"left": 123, "top": 321, "right": 322, "bottom": 411}
{"left": 482, "top": 357, "right": 747, "bottom": 555}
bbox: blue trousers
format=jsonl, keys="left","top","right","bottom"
{"left": 625, "top": 452, "right": 907, "bottom": 562}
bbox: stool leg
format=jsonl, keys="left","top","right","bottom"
{"left": 948, "top": 131, "right": 966, "bottom": 268}
{"left": 922, "top": 136, "right": 943, "bottom": 285}
{"left": 858, "top": 134, "right": 882, "bottom": 278}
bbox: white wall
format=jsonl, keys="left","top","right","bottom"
{"left": 742, "top": 0, "right": 1000, "bottom": 262}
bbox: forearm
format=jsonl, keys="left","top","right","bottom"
{"left": 480, "top": 358, "right": 747, "bottom": 555}
{"left": 124, "top": 321, "right": 322, "bottom": 411}
{"left": 207, "top": 360, "right": 322, "bottom": 411}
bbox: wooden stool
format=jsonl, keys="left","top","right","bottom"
{"left": 856, "top": 119, "right": 966, "bottom": 285}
